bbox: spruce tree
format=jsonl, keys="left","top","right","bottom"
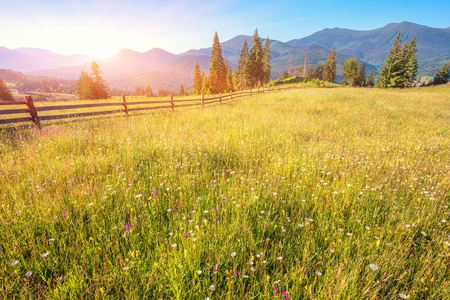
{"left": 314, "top": 63, "right": 324, "bottom": 80}
{"left": 180, "top": 83, "right": 185, "bottom": 96}
{"left": 90, "top": 60, "right": 109, "bottom": 99}
{"left": 367, "top": 69, "right": 375, "bottom": 87}
{"left": 262, "top": 37, "right": 272, "bottom": 85}
{"left": 209, "top": 32, "right": 227, "bottom": 94}
{"left": 233, "top": 40, "right": 249, "bottom": 90}
{"left": 307, "top": 65, "right": 314, "bottom": 78}
{"left": 404, "top": 35, "right": 418, "bottom": 87}
{"left": 145, "top": 85, "right": 153, "bottom": 97}
{"left": 77, "top": 70, "right": 93, "bottom": 100}
{"left": 356, "top": 62, "right": 366, "bottom": 86}
{"left": 432, "top": 63, "right": 450, "bottom": 85}
{"left": 324, "top": 47, "right": 337, "bottom": 83}
{"left": 200, "top": 71, "right": 210, "bottom": 95}
{"left": 248, "top": 29, "right": 264, "bottom": 87}
{"left": 224, "top": 59, "right": 233, "bottom": 92}
{"left": 193, "top": 61, "right": 202, "bottom": 95}
{"left": 0, "top": 79, "right": 15, "bottom": 102}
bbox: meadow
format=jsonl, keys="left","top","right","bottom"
{"left": 0, "top": 85, "right": 449, "bottom": 299}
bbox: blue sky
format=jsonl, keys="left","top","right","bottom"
{"left": 1, "top": 0, "right": 449, "bottom": 58}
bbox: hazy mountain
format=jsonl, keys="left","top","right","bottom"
{"left": 28, "top": 48, "right": 177, "bottom": 81}
{"left": 287, "top": 21, "right": 450, "bottom": 75}
{"left": 0, "top": 47, "right": 93, "bottom": 72}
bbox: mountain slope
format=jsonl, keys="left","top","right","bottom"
{"left": 287, "top": 21, "right": 450, "bottom": 75}
{"left": 0, "top": 47, "right": 93, "bottom": 72}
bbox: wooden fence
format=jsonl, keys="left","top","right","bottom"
{"left": 0, "top": 87, "right": 286, "bottom": 128}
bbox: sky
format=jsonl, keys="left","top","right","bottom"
{"left": 1, "top": 0, "right": 449, "bottom": 58}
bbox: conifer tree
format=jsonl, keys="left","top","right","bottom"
{"left": 145, "top": 85, "right": 153, "bottom": 97}
{"left": 233, "top": 40, "right": 249, "bottom": 90}
{"left": 356, "top": 62, "right": 366, "bottom": 86}
{"left": 77, "top": 70, "right": 93, "bottom": 100}
{"left": 432, "top": 63, "right": 450, "bottom": 85}
{"left": 209, "top": 32, "right": 227, "bottom": 94}
{"left": 314, "top": 63, "right": 324, "bottom": 80}
{"left": 297, "top": 65, "right": 304, "bottom": 77}
{"left": 367, "top": 69, "right": 375, "bottom": 87}
{"left": 200, "top": 71, "right": 210, "bottom": 95}
{"left": 262, "top": 37, "right": 272, "bottom": 84}
{"left": 90, "top": 60, "right": 109, "bottom": 99}
{"left": 307, "top": 65, "right": 314, "bottom": 78}
{"left": 376, "top": 31, "right": 419, "bottom": 88}
{"left": 0, "top": 79, "right": 15, "bottom": 102}
{"left": 324, "top": 47, "right": 337, "bottom": 83}
{"left": 180, "top": 83, "right": 185, "bottom": 96}
{"left": 193, "top": 61, "right": 202, "bottom": 95}
{"left": 225, "top": 59, "right": 233, "bottom": 92}
{"left": 404, "top": 35, "right": 418, "bottom": 87}
{"left": 248, "top": 29, "right": 264, "bottom": 87}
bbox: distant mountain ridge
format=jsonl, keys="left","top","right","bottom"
{"left": 1, "top": 21, "right": 449, "bottom": 92}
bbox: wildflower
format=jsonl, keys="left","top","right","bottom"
{"left": 123, "top": 267, "right": 129, "bottom": 271}
{"left": 330, "top": 249, "right": 335, "bottom": 253}
{"left": 444, "top": 241, "right": 450, "bottom": 246}
{"left": 41, "top": 252, "right": 50, "bottom": 258}
{"left": 231, "top": 252, "right": 237, "bottom": 258}
{"left": 346, "top": 233, "right": 353, "bottom": 236}
{"left": 262, "top": 260, "right": 267, "bottom": 264}
{"left": 421, "top": 231, "right": 427, "bottom": 237}
{"left": 365, "top": 226, "right": 370, "bottom": 230}
{"left": 250, "top": 267, "right": 255, "bottom": 271}
{"left": 338, "top": 228, "right": 344, "bottom": 232}
{"left": 277, "top": 256, "right": 283, "bottom": 260}
{"left": 10, "top": 260, "right": 19, "bottom": 266}
{"left": 135, "top": 194, "right": 142, "bottom": 198}
{"left": 204, "top": 210, "right": 209, "bottom": 214}
{"left": 178, "top": 265, "right": 183, "bottom": 268}
{"left": 369, "top": 264, "right": 379, "bottom": 271}
{"left": 48, "top": 238, "right": 55, "bottom": 242}
{"left": 398, "top": 293, "right": 408, "bottom": 299}
{"left": 315, "top": 271, "right": 322, "bottom": 276}
{"left": 25, "top": 271, "right": 33, "bottom": 277}
{"left": 208, "top": 285, "right": 216, "bottom": 292}
{"left": 197, "top": 270, "right": 202, "bottom": 275}
{"left": 88, "top": 203, "right": 94, "bottom": 207}
{"left": 242, "top": 274, "right": 249, "bottom": 278}
{"left": 171, "top": 243, "right": 177, "bottom": 248}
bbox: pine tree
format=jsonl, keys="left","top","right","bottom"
{"left": 180, "top": 83, "right": 185, "bottom": 96}
{"left": 90, "top": 60, "right": 109, "bottom": 99}
{"left": 77, "top": 70, "right": 93, "bottom": 100}
{"left": 200, "top": 71, "right": 210, "bottom": 95}
{"left": 375, "top": 31, "right": 419, "bottom": 88}
{"left": 404, "top": 35, "right": 418, "bottom": 87}
{"left": 367, "top": 69, "right": 375, "bottom": 87}
{"left": 432, "top": 63, "right": 450, "bottom": 85}
{"left": 324, "top": 47, "right": 337, "bottom": 83}
{"left": 209, "top": 32, "right": 227, "bottom": 94}
{"left": 224, "top": 59, "right": 233, "bottom": 92}
{"left": 0, "top": 79, "right": 15, "bottom": 102}
{"left": 248, "top": 29, "right": 264, "bottom": 87}
{"left": 145, "top": 85, "right": 153, "bottom": 97}
{"left": 314, "top": 63, "right": 324, "bottom": 80}
{"left": 297, "top": 65, "right": 304, "bottom": 77}
{"left": 233, "top": 40, "right": 249, "bottom": 90}
{"left": 307, "top": 65, "right": 314, "bottom": 78}
{"left": 262, "top": 37, "right": 271, "bottom": 85}
{"left": 193, "top": 61, "right": 202, "bottom": 95}
{"left": 356, "top": 62, "right": 366, "bottom": 86}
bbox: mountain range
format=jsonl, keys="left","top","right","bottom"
{"left": 1, "top": 21, "right": 449, "bottom": 92}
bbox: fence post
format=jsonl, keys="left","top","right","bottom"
{"left": 250, "top": 88, "right": 252, "bottom": 96}
{"left": 219, "top": 93, "right": 222, "bottom": 104}
{"left": 24, "top": 96, "right": 41, "bottom": 128}
{"left": 122, "top": 94, "right": 129, "bottom": 117}
{"left": 170, "top": 94, "right": 174, "bottom": 112}
{"left": 201, "top": 94, "right": 204, "bottom": 108}
{"left": 230, "top": 91, "right": 232, "bottom": 101}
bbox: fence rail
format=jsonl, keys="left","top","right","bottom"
{"left": 0, "top": 87, "right": 286, "bottom": 128}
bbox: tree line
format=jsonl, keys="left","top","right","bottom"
{"left": 192, "top": 29, "right": 272, "bottom": 95}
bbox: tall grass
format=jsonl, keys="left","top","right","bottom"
{"left": 1, "top": 86, "right": 449, "bottom": 299}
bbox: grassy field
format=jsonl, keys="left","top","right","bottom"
{"left": 0, "top": 86, "right": 449, "bottom": 299}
